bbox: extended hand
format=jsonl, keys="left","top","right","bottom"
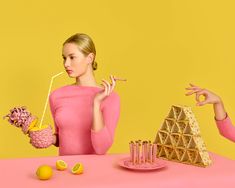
{"left": 185, "top": 83, "right": 221, "bottom": 106}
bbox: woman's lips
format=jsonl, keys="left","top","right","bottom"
{"left": 66, "top": 70, "right": 73, "bottom": 74}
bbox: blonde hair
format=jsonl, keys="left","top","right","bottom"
{"left": 63, "top": 33, "right": 97, "bottom": 70}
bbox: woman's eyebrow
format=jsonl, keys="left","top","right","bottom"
{"left": 62, "top": 53, "right": 76, "bottom": 57}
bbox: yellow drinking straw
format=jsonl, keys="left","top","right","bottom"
{"left": 38, "top": 73, "right": 126, "bottom": 128}
{"left": 39, "top": 71, "right": 64, "bottom": 128}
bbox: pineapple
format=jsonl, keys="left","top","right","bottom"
{"left": 3, "top": 106, "right": 54, "bottom": 149}
{"left": 29, "top": 125, "right": 54, "bottom": 148}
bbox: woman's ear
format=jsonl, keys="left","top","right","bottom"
{"left": 87, "top": 53, "right": 94, "bottom": 65}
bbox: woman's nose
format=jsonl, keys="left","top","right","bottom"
{"left": 64, "top": 58, "right": 70, "bottom": 67}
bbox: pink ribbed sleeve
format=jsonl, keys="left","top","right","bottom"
{"left": 91, "top": 93, "right": 120, "bottom": 154}
{"left": 215, "top": 114, "right": 235, "bottom": 142}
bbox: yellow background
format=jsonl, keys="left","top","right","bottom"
{"left": 1, "top": 0, "right": 235, "bottom": 159}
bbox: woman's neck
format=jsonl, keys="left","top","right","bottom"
{"left": 75, "top": 67, "right": 99, "bottom": 87}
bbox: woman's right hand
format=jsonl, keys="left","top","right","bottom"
{"left": 185, "top": 83, "right": 222, "bottom": 106}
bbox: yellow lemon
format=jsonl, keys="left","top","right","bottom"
{"left": 27, "top": 118, "right": 38, "bottom": 132}
{"left": 36, "top": 165, "right": 53, "bottom": 180}
{"left": 56, "top": 160, "right": 67, "bottom": 171}
{"left": 30, "top": 125, "right": 49, "bottom": 131}
{"left": 71, "top": 163, "right": 84, "bottom": 175}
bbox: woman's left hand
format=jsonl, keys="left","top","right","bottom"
{"left": 94, "top": 75, "right": 116, "bottom": 105}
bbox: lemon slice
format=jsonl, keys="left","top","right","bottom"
{"left": 30, "top": 125, "right": 49, "bottom": 131}
{"left": 36, "top": 165, "right": 53, "bottom": 180}
{"left": 27, "top": 118, "right": 38, "bottom": 132}
{"left": 56, "top": 159, "right": 68, "bottom": 170}
{"left": 71, "top": 163, "right": 84, "bottom": 174}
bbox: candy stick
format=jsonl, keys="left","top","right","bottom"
{"left": 146, "top": 141, "right": 151, "bottom": 162}
{"left": 133, "top": 143, "right": 137, "bottom": 165}
{"left": 39, "top": 71, "right": 64, "bottom": 128}
{"left": 135, "top": 141, "right": 139, "bottom": 164}
{"left": 145, "top": 141, "right": 148, "bottom": 160}
{"left": 129, "top": 142, "right": 132, "bottom": 161}
{"left": 138, "top": 143, "right": 141, "bottom": 164}
{"left": 129, "top": 141, "right": 134, "bottom": 163}
{"left": 147, "top": 141, "right": 151, "bottom": 162}
{"left": 142, "top": 141, "right": 146, "bottom": 163}
{"left": 152, "top": 143, "right": 157, "bottom": 163}
{"left": 149, "top": 144, "right": 153, "bottom": 163}
{"left": 137, "top": 140, "right": 142, "bottom": 163}
{"left": 144, "top": 141, "right": 148, "bottom": 163}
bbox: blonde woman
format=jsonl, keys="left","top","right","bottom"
{"left": 186, "top": 83, "right": 235, "bottom": 142}
{"left": 49, "top": 33, "right": 122, "bottom": 155}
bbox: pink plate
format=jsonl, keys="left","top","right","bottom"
{"left": 118, "top": 157, "right": 167, "bottom": 171}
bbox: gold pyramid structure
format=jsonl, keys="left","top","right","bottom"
{"left": 154, "top": 105, "right": 212, "bottom": 167}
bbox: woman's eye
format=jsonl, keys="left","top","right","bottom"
{"left": 70, "top": 56, "right": 75, "bottom": 60}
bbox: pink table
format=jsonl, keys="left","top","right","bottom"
{"left": 1, "top": 152, "right": 235, "bottom": 188}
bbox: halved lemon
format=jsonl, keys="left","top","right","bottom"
{"left": 27, "top": 118, "right": 38, "bottom": 132}
{"left": 30, "top": 125, "right": 49, "bottom": 131}
{"left": 71, "top": 163, "right": 84, "bottom": 174}
{"left": 56, "top": 159, "right": 68, "bottom": 171}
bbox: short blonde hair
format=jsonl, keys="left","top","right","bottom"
{"left": 63, "top": 33, "right": 97, "bottom": 70}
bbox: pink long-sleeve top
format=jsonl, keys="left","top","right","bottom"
{"left": 215, "top": 114, "right": 235, "bottom": 142}
{"left": 49, "top": 85, "right": 120, "bottom": 156}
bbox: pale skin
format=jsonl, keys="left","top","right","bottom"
{"left": 185, "top": 83, "right": 227, "bottom": 121}
{"left": 51, "top": 42, "right": 126, "bottom": 145}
